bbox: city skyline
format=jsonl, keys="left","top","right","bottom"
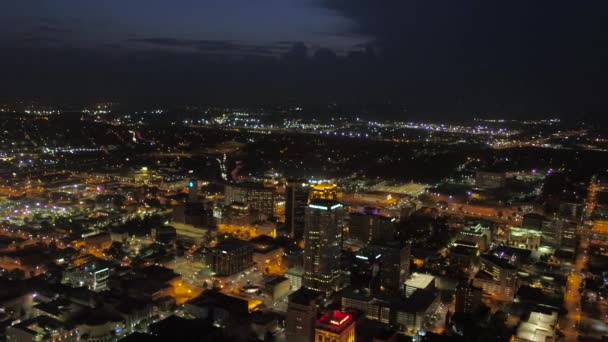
{"left": 2, "top": 2, "right": 608, "bottom": 341}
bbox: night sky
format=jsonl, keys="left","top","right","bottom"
{"left": 1, "top": 1, "right": 607, "bottom": 118}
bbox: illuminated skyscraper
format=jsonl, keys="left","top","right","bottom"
{"left": 303, "top": 199, "right": 345, "bottom": 294}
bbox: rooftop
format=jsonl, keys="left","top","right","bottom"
{"left": 317, "top": 310, "right": 353, "bottom": 333}
{"left": 212, "top": 238, "right": 252, "bottom": 252}
{"left": 288, "top": 288, "right": 322, "bottom": 306}
{"left": 405, "top": 272, "right": 435, "bottom": 290}
{"left": 481, "top": 253, "right": 518, "bottom": 270}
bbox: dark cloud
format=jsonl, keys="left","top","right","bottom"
{"left": 0, "top": 1, "right": 606, "bottom": 119}
{"left": 21, "top": 36, "right": 64, "bottom": 44}
{"left": 33, "top": 25, "right": 73, "bottom": 34}
{"left": 128, "top": 37, "right": 294, "bottom": 56}
{"left": 315, "top": 0, "right": 608, "bottom": 115}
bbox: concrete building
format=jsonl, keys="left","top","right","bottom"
{"left": 473, "top": 254, "right": 519, "bottom": 301}
{"left": 264, "top": 276, "right": 290, "bottom": 301}
{"left": 62, "top": 262, "right": 111, "bottom": 292}
{"left": 515, "top": 310, "right": 558, "bottom": 342}
{"left": 207, "top": 239, "right": 254, "bottom": 277}
{"left": 286, "top": 266, "right": 304, "bottom": 291}
{"left": 404, "top": 273, "right": 435, "bottom": 298}
{"left": 508, "top": 227, "right": 542, "bottom": 250}
{"left": 286, "top": 288, "right": 323, "bottom": 342}
{"left": 341, "top": 287, "right": 437, "bottom": 336}
{"left": 457, "top": 223, "right": 492, "bottom": 251}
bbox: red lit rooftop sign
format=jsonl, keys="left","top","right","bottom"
{"left": 318, "top": 310, "right": 352, "bottom": 327}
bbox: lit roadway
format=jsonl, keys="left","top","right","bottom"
{"left": 561, "top": 236, "right": 588, "bottom": 341}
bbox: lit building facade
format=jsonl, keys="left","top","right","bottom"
{"left": 303, "top": 200, "right": 345, "bottom": 294}
{"left": 308, "top": 182, "right": 338, "bottom": 202}
{"left": 207, "top": 239, "right": 254, "bottom": 277}
{"left": 315, "top": 310, "right": 355, "bottom": 342}
{"left": 62, "top": 262, "right": 111, "bottom": 292}
{"left": 473, "top": 254, "right": 519, "bottom": 301}
{"left": 225, "top": 183, "right": 276, "bottom": 217}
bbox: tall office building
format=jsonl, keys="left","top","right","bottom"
{"left": 373, "top": 241, "right": 411, "bottom": 294}
{"left": 207, "top": 239, "right": 254, "bottom": 276}
{"left": 225, "top": 182, "right": 276, "bottom": 217}
{"left": 286, "top": 288, "right": 323, "bottom": 342}
{"left": 303, "top": 199, "right": 345, "bottom": 294}
{"left": 350, "top": 241, "right": 410, "bottom": 295}
{"left": 188, "top": 179, "right": 199, "bottom": 203}
{"left": 286, "top": 181, "right": 310, "bottom": 241}
{"left": 349, "top": 207, "right": 397, "bottom": 243}
{"left": 172, "top": 179, "right": 213, "bottom": 228}
{"left": 455, "top": 282, "right": 482, "bottom": 314}
{"left": 472, "top": 254, "right": 519, "bottom": 301}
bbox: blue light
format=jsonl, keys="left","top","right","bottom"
{"left": 188, "top": 181, "right": 194, "bottom": 188}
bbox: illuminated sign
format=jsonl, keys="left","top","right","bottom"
{"left": 308, "top": 203, "right": 343, "bottom": 211}
{"left": 308, "top": 204, "right": 328, "bottom": 210}
{"left": 318, "top": 310, "right": 352, "bottom": 328}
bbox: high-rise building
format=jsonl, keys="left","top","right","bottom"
{"left": 207, "top": 239, "right": 254, "bottom": 277}
{"left": 351, "top": 241, "right": 410, "bottom": 295}
{"left": 351, "top": 248, "right": 382, "bottom": 291}
{"left": 286, "top": 181, "right": 310, "bottom": 241}
{"left": 373, "top": 241, "right": 411, "bottom": 294}
{"left": 152, "top": 226, "right": 177, "bottom": 255}
{"left": 349, "top": 207, "right": 397, "bottom": 243}
{"left": 303, "top": 199, "right": 345, "bottom": 294}
{"left": 225, "top": 183, "right": 276, "bottom": 217}
{"left": 188, "top": 179, "right": 199, "bottom": 203}
{"left": 455, "top": 283, "right": 482, "bottom": 314}
{"left": 286, "top": 288, "right": 323, "bottom": 342}
{"left": 314, "top": 310, "right": 355, "bottom": 342}
{"left": 472, "top": 254, "right": 519, "bottom": 301}
{"left": 457, "top": 223, "right": 492, "bottom": 251}
{"left": 172, "top": 180, "right": 213, "bottom": 228}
